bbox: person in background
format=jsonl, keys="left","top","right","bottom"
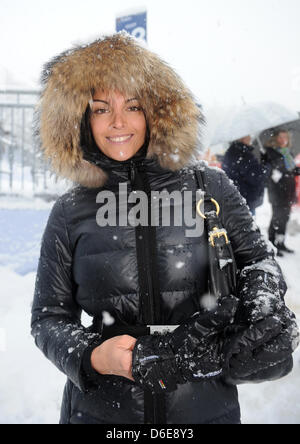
{"left": 263, "top": 129, "right": 300, "bottom": 256}
{"left": 222, "top": 136, "right": 266, "bottom": 216}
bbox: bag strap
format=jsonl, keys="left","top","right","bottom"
{"left": 194, "top": 166, "right": 224, "bottom": 230}
{"left": 194, "top": 166, "right": 238, "bottom": 298}
{"left": 194, "top": 166, "right": 210, "bottom": 197}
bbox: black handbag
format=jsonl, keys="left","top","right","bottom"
{"left": 194, "top": 167, "right": 238, "bottom": 299}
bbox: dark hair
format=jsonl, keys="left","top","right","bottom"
{"left": 266, "top": 127, "right": 291, "bottom": 148}
{"left": 80, "top": 105, "right": 98, "bottom": 156}
{"left": 272, "top": 128, "right": 289, "bottom": 137}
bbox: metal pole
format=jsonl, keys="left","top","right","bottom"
{"left": 32, "top": 137, "right": 36, "bottom": 193}
{"left": 256, "top": 134, "right": 266, "bottom": 154}
{"left": 0, "top": 89, "right": 40, "bottom": 96}
{"left": 0, "top": 90, "right": 40, "bottom": 194}
{"left": 10, "top": 108, "right": 14, "bottom": 190}
{"left": 21, "top": 109, "right": 25, "bottom": 190}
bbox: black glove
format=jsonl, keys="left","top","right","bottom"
{"left": 132, "top": 294, "right": 239, "bottom": 394}
{"left": 236, "top": 267, "right": 286, "bottom": 324}
{"left": 221, "top": 260, "right": 298, "bottom": 385}
{"left": 223, "top": 306, "right": 299, "bottom": 385}
{"left": 132, "top": 333, "right": 185, "bottom": 393}
{"left": 294, "top": 167, "right": 300, "bottom": 176}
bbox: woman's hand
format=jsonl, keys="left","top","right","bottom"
{"left": 91, "top": 335, "right": 137, "bottom": 381}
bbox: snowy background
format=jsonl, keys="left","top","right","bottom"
{"left": 0, "top": 0, "right": 300, "bottom": 426}
{"left": 0, "top": 193, "right": 299, "bottom": 424}
{"left": 1, "top": 0, "right": 300, "bottom": 111}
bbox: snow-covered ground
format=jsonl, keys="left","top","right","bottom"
{"left": 0, "top": 195, "right": 299, "bottom": 424}
{"left": 238, "top": 198, "right": 300, "bottom": 424}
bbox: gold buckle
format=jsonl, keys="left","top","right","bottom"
{"left": 196, "top": 198, "right": 220, "bottom": 219}
{"left": 209, "top": 227, "right": 229, "bottom": 247}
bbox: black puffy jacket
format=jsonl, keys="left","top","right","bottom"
{"left": 222, "top": 142, "right": 266, "bottom": 211}
{"left": 263, "top": 146, "right": 298, "bottom": 206}
{"left": 31, "top": 150, "right": 294, "bottom": 424}
{"left": 31, "top": 34, "right": 297, "bottom": 425}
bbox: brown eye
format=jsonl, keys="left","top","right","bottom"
{"left": 89, "top": 99, "right": 110, "bottom": 115}
{"left": 128, "top": 105, "right": 142, "bottom": 112}
{"left": 94, "top": 108, "right": 109, "bottom": 114}
{"left": 91, "top": 107, "right": 110, "bottom": 115}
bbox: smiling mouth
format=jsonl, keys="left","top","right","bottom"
{"left": 106, "top": 135, "right": 133, "bottom": 144}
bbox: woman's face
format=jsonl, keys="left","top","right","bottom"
{"left": 90, "top": 90, "right": 147, "bottom": 162}
{"left": 276, "top": 132, "right": 289, "bottom": 148}
{"left": 239, "top": 135, "right": 252, "bottom": 146}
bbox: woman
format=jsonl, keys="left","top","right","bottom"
{"left": 264, "top": 129, "right": 300, "bottom": 255}
{"left": 31, "top": 34, "right": 299, "bottom": 425}
{"left": 222, "top": 136, "right": 266, "bottom": 216}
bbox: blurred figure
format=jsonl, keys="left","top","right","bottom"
{"left": 222, "top": 136, "right": 266, "bottom": 215}
{"left": 201, "top": 148, "right": 222, "bottom": 168}
{"left": 263, "top": 129, "right": 300, "bottom": 256}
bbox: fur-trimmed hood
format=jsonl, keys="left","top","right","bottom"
{"left": 36, "top": 33, "right": 203, "bottom": 188}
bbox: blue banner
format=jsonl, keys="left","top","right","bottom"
{"left": 116, "top": 10, "right": 147, "bottom": 42}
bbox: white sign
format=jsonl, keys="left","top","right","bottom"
{"left": 116, "top": 9, "right": 147, "bottom": 43}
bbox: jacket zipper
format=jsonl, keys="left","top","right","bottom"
{"left": 143, "top": 225, "right": 156, "bottom": 324}
{"left": 141, "top": 225, "right": 157, "bottom": 423}
{"left": 130, "top": 160, "right": 156, "bottom": 324}
{"left": 130, "top": 160, "right": 160, "bottom": 424}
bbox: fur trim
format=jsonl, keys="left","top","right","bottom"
{"left": 36, "top": 33, "right": 203, "bottom": 188}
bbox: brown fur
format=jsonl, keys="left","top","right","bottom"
{"left": 37, "top": 33, "right": 203, "bottom": 188}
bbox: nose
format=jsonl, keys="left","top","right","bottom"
{"left": 111, "top": 110, "right": 126, "bottom": 129}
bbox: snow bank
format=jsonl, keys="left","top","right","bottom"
{"left": 238, "top": 199, "right": 300, "bottom": 424}
{"left": 239, "top": 346, "right": 300, "bottom": 424}
{"left": 0, "top": 207, "right": 52, "bottom": 275}
{"left": 255, "top": 197, "right": 300, "bottom": 312}
{"left": 0, "top": 267, "right": 65, "bottom": 424}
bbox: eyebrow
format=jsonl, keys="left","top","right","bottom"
{"left": 92, "top": 100, "right": 109, "bottom": 104}
{"left": 126, "top": 98, "right": 139, "bottom": 103}
{"left": 92, "top": 98, "right": 139, "bottom": 104}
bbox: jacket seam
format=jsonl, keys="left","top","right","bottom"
{"left": 59, "top": 198, "right": 73, "bottom": 254}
